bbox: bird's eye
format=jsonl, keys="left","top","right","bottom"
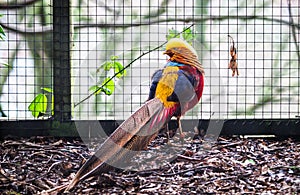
{"left": 168, "top": 50, "right": 175, "bottom": 57}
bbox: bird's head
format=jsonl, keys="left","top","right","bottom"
{"left": 163, "top": 38, "right": 198, "bottom": 59}
{"left": 163, "top": 38, "right": 204, "bottom": 73}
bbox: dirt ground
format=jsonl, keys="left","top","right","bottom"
{"left": 0, "top": 135, "right": 299, "bottom": 194}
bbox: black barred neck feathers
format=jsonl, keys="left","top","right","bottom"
{"left": 164, "top": 38, "right": 204, "bottom": 74}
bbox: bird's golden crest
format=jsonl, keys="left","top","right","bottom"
{"left": 165, "top": 38, "right": 198, "bottom": 58}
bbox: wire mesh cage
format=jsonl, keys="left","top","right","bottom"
{"left": 0, "top": 0, "right": 299, "bottom": 122}
{"left": 0, "top": 0, "right": 53, "bottom": 120}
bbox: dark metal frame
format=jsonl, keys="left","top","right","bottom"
{"left": 0, "top": 0, "right": 299, "bottom": 139}
{"left": 1, "top": 119, "right": 300, "bottom": 138}
{"left": 53, "top": 0, "right": 72, "bottom": 121}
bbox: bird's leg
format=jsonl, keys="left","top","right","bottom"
{"left": 177, "top": 117, "right": 185, "bottom": 139}
{"left": 165, "top": 123, "right": 171, "bottom": 143}
{"left": 165, "top": 122, "right": 177, "bottom": 146}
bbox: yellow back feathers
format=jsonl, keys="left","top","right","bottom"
{"left": 155, "top": 66, "right": 179, "bottom": 108}
{"left": 165, "top": 38, "right": 198, "bottom": 58}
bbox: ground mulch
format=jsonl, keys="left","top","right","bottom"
{"left": 0, "top": 135, "right": 299, "bottom": 194}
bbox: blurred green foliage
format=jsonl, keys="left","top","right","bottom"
{"left": 166, "top": 27, "right": 196, "bottom": 45}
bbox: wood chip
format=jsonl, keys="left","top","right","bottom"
{"left": 0, "top": 136, "right": 299, "bottom": 194}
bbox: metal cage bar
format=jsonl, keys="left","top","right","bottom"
{"left": 53, "top": 0, "right": 72, "bottom": 121}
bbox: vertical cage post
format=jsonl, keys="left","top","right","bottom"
{"left": 53, "top": 0, "right": 72, "bottom": 121}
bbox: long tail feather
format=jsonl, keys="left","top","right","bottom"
{"left": 65, "top": 98, "right": 174, "bottom": 191}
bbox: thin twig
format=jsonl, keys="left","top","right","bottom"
{"left": 216, "top": 141, "right": 244, "bottom": 149}
{"left": 177, "top": 154, "right": 202, "bottom": 161}
{"left": 47, "top": 161, "right": 62, "bottom": 173}
{"left": 0, "top": 165, "right": 12, "bottom": 182}
{"left": 39, "top": 183, "right": 68, "bottom": 194}
{"left": 158, "top": 165, "right": 211, "bottom": 177}
{"left": 73, "top": 24, "right": 194, "bottom": 107}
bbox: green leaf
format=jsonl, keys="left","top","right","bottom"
{"left": 166, "top": 28, "right": 180, "bottom": 41}
{"left": 114, "top": 61, "right": 126, "bottom": 78}
{"left": 0, "top": 24, "right": 6, "bottom": 41}
{"left": 28, "top": 94, "right": 48, "bottom": 118}
{"left": 110, "top": 55, "right": 119, "bottom": 60}
{"left": 41, "top": 87, "right": 53, "bottom": 93}
{"left": 102, "top": 61, "right": 113, "bottom": 71}
{"left": 166, "top": 27, "right": 195, "bottom": 45}
{"left": 100, "top": 56, "right": 126, "bottom": 78}
{"left": 2, "top": 62, "right": 12, "bottom": 68}
{"left": 182, "top": 27, "right": 195, "bottom": 45}
{"left": 89, "top": 78, "right": 115, "bottom": 96}
{"left": 101, "top": 78, "right": 115, "bottom": 95}
{"left": 101, "top": 56, "right": 119, "bottom": 71}
{"left": 89, "top": 85, "right": 103, "bottom": 95}
{"left": 182, "top": 28, "right": 194, "bottom": 41}
{"left": 51, "top": 95, "right": 54, "bottom": 115}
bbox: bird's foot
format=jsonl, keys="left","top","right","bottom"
{"left": 179, "top": 132, "right": 185, "bottom": 141}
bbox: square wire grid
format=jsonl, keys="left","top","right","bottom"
{"left": 0, "top": 0, "right": 53, "bottom": 120}
{"left": 0, "top": 0, "right": 299, "bottom": 121}
{"left": 71, "top": 0, "right": 300, "bottom": 120}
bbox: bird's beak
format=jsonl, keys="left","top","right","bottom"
{"left": 163, "top": 49, "right": 173, "bottom": 57}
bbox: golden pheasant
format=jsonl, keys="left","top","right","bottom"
{"left": 65, "top": 38, "right": 204, "bottom": 191}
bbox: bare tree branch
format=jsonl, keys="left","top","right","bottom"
{"left": 0, "top": 0, "right": 41, "bottom": 9}
{"left": 287, "top": 0, "right": 300, "bottom": 61}
{"left": 143, "top": 0, "right": 169, "bottom": 19}
{"left": 1, "top": 15, "right": 300, "bottom": 35}
{"left": 0, "top": 22, "right": 52, "bottom": 35}
{"left": 95, "top": 0, "right": 121, "bottom": 16}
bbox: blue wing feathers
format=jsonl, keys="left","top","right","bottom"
{"left": 149, "top": 63, "right": 197, "bottom": 105}
{"left": 148, "top": 70, "right": 163, "bottom": 100}
{"left": 171, "top": 71, "right": 196, "bottom": 103}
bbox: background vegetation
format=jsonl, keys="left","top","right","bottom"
{"left": 0, "top": 0, "right": 299, "bottom": 120}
